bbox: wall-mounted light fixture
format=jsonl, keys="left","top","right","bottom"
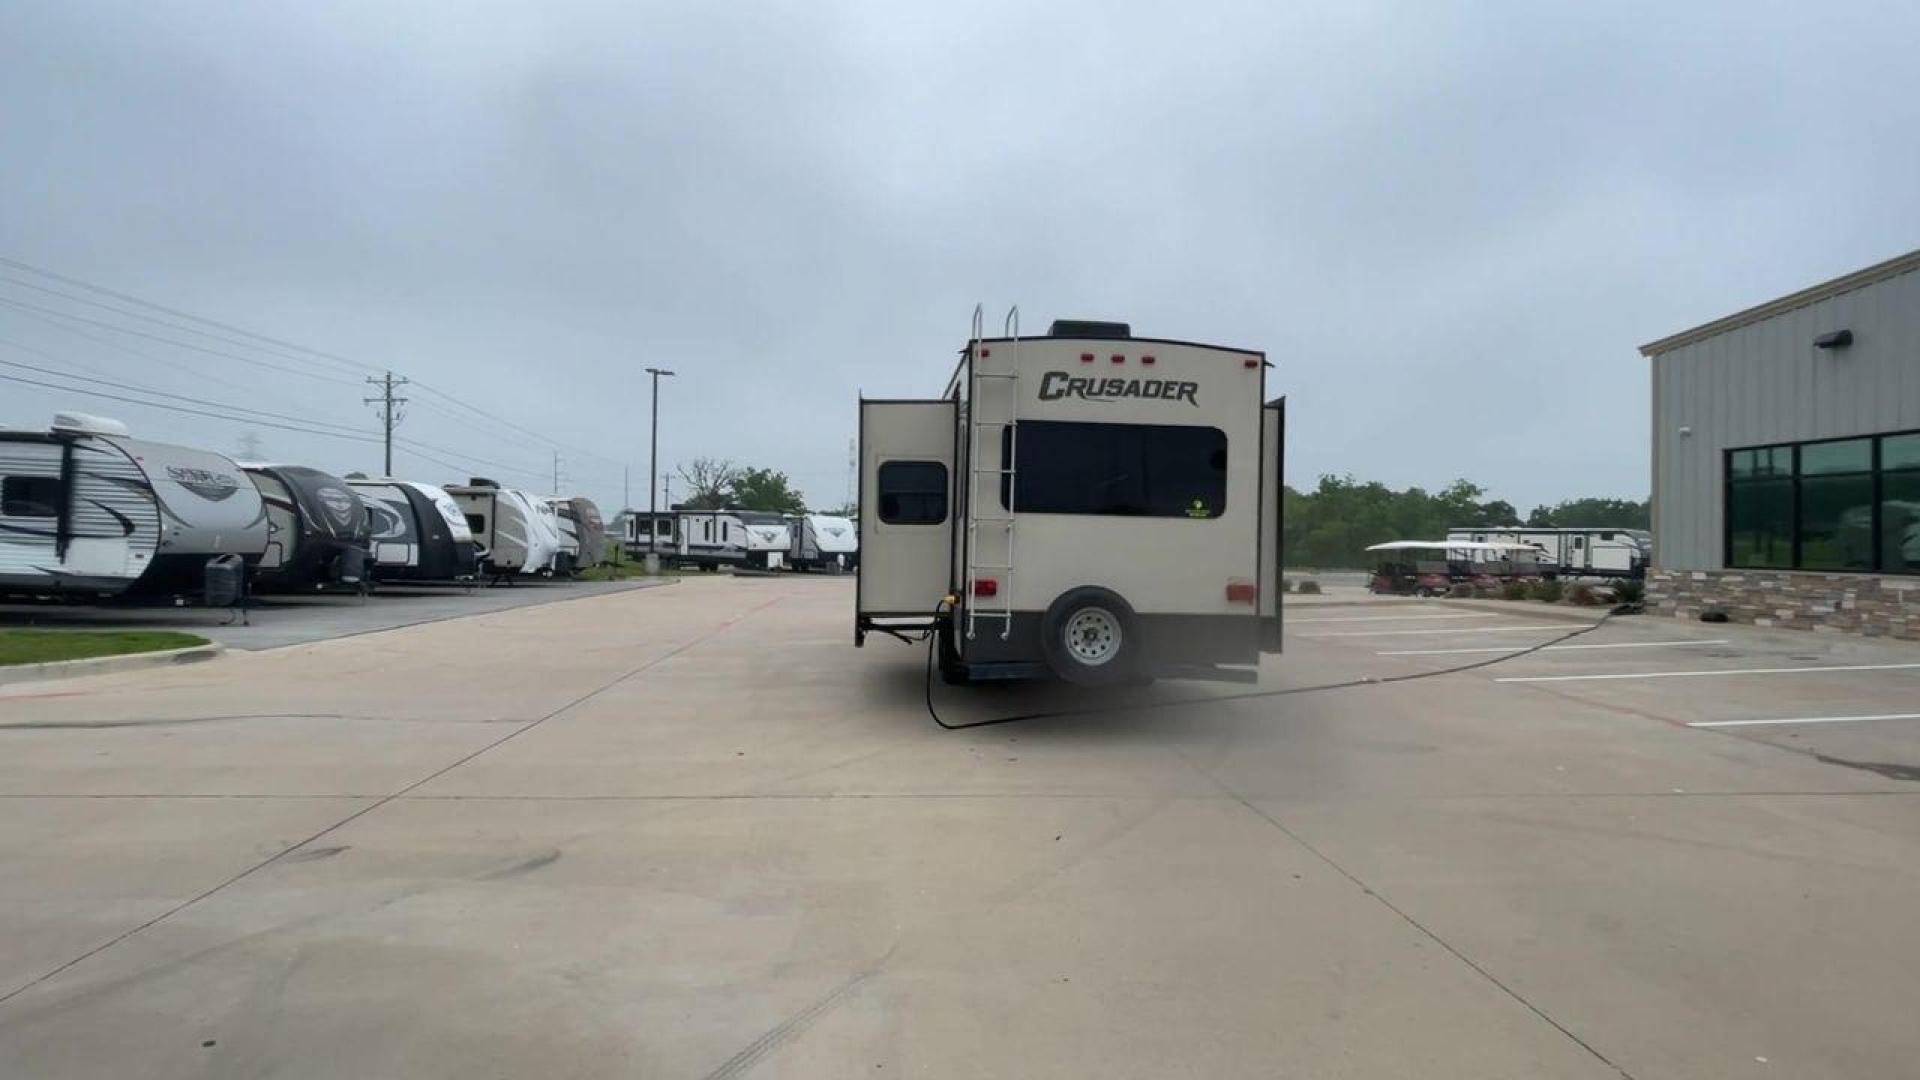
{"left": 1814, "top": 329, "right": 1854, "bottom": 350}
{"left": 1678, "top": 426, "right": 1693, "bottom": 437}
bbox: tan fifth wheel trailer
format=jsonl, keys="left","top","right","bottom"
{"left": 857, "top": 312, "right": 1284, "bottom": 685}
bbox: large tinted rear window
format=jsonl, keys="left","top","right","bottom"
{"left": 1003, "top": 420, "right": 1227, "bottom": 517}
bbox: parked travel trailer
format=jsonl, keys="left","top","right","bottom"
{"left": 1445, "top": 526, "right": 1650, "bottom": 579}
{"left": 622, "top": 509, "right": 749, "bottom": 570}
{"left": 242, "top": 464, "right": 371, "bottom": 591}
{"left": 446, "top": 479, "right": 562, "bottom": 578}
{"left": 550, "top": 496, "right": 608, "bottom": 569}
{"left": 786, "top": 513, "right": 858, "bottom": 571}
{"left": 735, "top": 510, "right": 790, "bottom": 569}
{"left": 856, "top": 312, "right": 1284, "bottom": 685}
{"left": 537, "top": 497, "right": 579, "bottom": 575}
{"left": 1, "top": 413, "right": 267, "bottom": 598}
{"left": 345, "top": 476, "right": 479, "bottom": 583}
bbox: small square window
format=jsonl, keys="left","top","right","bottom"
{"left": 877, "top": 461, "right": 948, "bottom": 524}
{"left": 1, "top": 475, "right": 62, "bottom": 518}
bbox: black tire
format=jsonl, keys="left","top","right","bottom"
{"left": 1041, "top": 587, "right": 1139, "bottom": 688}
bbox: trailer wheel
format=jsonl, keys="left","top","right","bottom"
{"left": 1041, "top": 587, "right": 1138, "bottom": 687}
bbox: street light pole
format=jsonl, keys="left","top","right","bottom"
{"left": 644, "top": 367, "right": 676, "bottom": 573}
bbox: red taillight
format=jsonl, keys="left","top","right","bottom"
{"left": 1243, "top": 358, "right": 1259, "bottom": 368}
{"left": 980, "top": 347, "right": 990, "bottom": 357}
{"left": 1110, "top": 354, "right": 1125, "bottom": 364}
{"left": 1080, "top": 353, "right": 1094, "bottom": 363}
{"left": 1141, "top": 355, "right": 1156, "bottom": 365}
{"left": 972, "top": 578, "right": 998, "bottom": 597}
{"left": 1226, "top": 581, "right": 1257, "bottom": 604}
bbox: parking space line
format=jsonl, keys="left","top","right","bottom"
{"left": 1380, "top": 639, "right": 1728, "bottom": 657}
{"left": 1690, "top": 712, "right": 1920, "bottom": 728}
{"left": 1288, "top": 612, "right": 1499, "bottom": 625}
{"left": 1498, "top": 662, "right": 1920, "bottom": 684}
{"left": 1303, "top": 625, "right": 1574, "bottom": 638}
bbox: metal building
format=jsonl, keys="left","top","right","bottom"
{"left": 1640, "top": 248, "right": 1920, "bottom": 638}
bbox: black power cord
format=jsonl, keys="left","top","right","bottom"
{"left": 920, "top": 600, "right": 1645, "bottom": 731}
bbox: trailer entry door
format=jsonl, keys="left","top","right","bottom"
{"left": 858, "top": 400, "right": 955, "bottom": 625}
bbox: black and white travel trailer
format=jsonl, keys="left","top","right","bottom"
{"left": 621, "top": 509, "right": 749, "bottom": 570}
{"left": 242, "top": 464, "right": 371, "bottom": 591}
{"left": 735, "top": 510, "right": 791, "bottom": 569}
{"left": 855, "top": 312, "right": 1285, "bottom": 686}
{"left": 1445, "top": 526, "right": 1650, "bottom": 579}
{"left": 446, "top": 479, "right": 563, "bottom": 578}
{"left": 549, "top": 496, "right": 608, "bottom": 569}
{"left": 345, "top": 476, "right": 479, "bottom": 583}
{"left": 1, "top": 413, "right": 268, "bottom": 599}
{"left": 786, "top": 513, "right": 858, "bottom": 571}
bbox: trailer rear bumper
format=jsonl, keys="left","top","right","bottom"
{"left": 959, "top": 611, "right": 1263, "bottom": 682}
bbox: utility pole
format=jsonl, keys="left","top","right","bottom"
{"left": 551, "top": 451, "right": 563, "bottom": 494}
{"left": 363, "top": 371, "right": 409, "bottom": 475}
{"left": 644, "top": 367, "right": 676, "bottom": 573}
{"left": 662, "top": 474, "right": 672, "bottom": 508}
{"left": 623, "top": 465, "right": 630, "bottom": 510}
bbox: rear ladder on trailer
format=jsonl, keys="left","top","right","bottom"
{"left": 963, "top": 306, "right": 1020, "bottom": 641}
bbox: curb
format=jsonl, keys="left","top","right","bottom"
{"left": 1432, "top": 598, "right": 1610, "bottom": 625}
{"left": 0, "top": 644, "right": 225, "bottom": 687}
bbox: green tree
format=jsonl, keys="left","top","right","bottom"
{"left": 1527, "top": 497, "right": 1650, "bottom": 529}
{"left": 729, "top": 467, "right": 806, "bottom": 515}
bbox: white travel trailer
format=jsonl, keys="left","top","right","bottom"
{"left": 856, "top": 312, "right": 1285, "bottom": 685}
{"left": 346, "top": 476, "right": 479, "bottom": 583}
{"left": 446, "top": 479, "right": 562, "bottom": 578}
{"left": 735, "top": 510, "right": 790, "bottom": 569}
{"left": 622, "top": 509, "right": 749, "bottom": 570}
{"left": 1445, "top": 526, "right": 1650, "bottom": 579}
{"left": 1, "top": 413, "right": 267, "bottom": 598}
{"left": 787, "top": 513, "right": 858, "bottom": 571}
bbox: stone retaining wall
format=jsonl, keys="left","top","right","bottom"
{"left": 1648, "top": 568, "right": 1920, "bottom": 639}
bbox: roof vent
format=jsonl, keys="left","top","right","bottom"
{"left": 1047, "top": 319, "right": 1131, "bottom": 339}
{"left": 51, "top": 412, "right": 131, "bottom": 437}
{"left": 468, "top": 477, "right": 499, "bottom": 488}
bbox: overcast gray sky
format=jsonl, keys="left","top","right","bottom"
{"left": 4, "top": 1, "right": 1917, "bottom": 515}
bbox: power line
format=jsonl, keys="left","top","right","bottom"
{"left": 411, "top": 379, "right": 627, "bottom": 469}
{"left": 0, "top": 349, "right": 377, "bottom": 437}
{"left": 0, "top": 273, "right": 368, "bottom": 380}
{"left": 0, "top": 371, "right": 385, "bottom": 444}
{"left": 0, "top": 255, "right": 633, "bottom": 481}
{"left": 0, "top": 295, "right": 362, "bottom": 386}
{"left": 0, "top": 255, "right": 378, "bottom": 377}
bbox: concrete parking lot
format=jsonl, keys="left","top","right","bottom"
{"left": 1, "top": 576, "right": 1917, "bottom": 1078}
{"left": 0, "top": 577, "right": 665, "bottom": 650}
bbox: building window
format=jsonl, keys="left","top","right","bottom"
{"left": 1726, "top": 431, "right": 1920, "bottom": 575}
{"left": 877, "top": 461, "right": 947, "bottom": 524}
{"left": 1884, "top": 434, "right": 1920, "bottom": 573}
{"left": 1002, "top": 420, "right": 1228, "bottom": 518}
{"left": 2, "top": 475, "right": 63, "bottom": 517}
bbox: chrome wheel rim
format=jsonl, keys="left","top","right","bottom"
{"left": 1064, "top": 607, "right": 1122, "bottom": 666}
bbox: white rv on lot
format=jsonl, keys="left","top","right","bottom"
{"left": 1, "top": 413, "right": 268, "bottom": 598}
{"left": 1445, "top": 526, "right": 1649, "bottom": 579}
{"left": 621, "top": 509, "right": 749, "bottom": 570}
{"left": 787, "top": 513, "right": 857, "bottom": 571}
{"left": 735, "top": 510, "right": 790, "bottom": 569}
{"left": 856, "top": 313, "right": 1284, "bottom": 685}
{"left": 347, "top": 476, "right": 479, "bottom": 583}
{"left": 446, "top": 479, "right": 562, "bottom": 578}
